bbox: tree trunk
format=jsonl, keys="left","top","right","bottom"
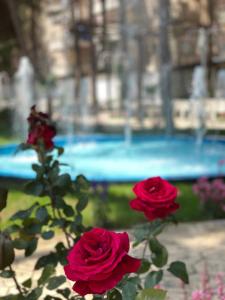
{"left": 89, "top": 0, "right": 98, "bottom": 114}
{"left": 5, "top": 0, "right": 28, "bottom": 56}
{"left": 137, "top": 35, "right": 145, "bottom": 126}
{"left": 119, "top": 0, "right": 128, "bottom": 112}
{"left": 158, "top": 0, "right": 174, "bottom": 135}
{"left": 206, "top": 0, "right": 214, "bottom": 97}
{"left": 70, "top": 0, "right": 81, "bottom": 103}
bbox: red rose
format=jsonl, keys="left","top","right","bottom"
{"left": 26, "top": 106, "right": 56, "bottom": 150}
{"left": 27, "top": 124, "right": 56, "bottom": 150}
{"left": 130, "top": 177, "right": 179, "bottom": 221}
{"left": 64, "top": 228, "right": 141, "bottom": 296}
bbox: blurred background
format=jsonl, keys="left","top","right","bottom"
{"left": 0, "top": 0, "right": 225, "bottom": 138}
{"left": 2, "top": 0, "right": 225, "bottom": 226}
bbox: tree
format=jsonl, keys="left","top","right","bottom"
{"left": 158, "top": 0, "right": 174, "bottom": 135}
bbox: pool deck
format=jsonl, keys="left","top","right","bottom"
{"left": 1, "top": 220, "right": 225, "bottom": 299}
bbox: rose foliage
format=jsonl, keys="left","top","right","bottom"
{"left": 0, "top": 107, "right": 189, "bottom": 300}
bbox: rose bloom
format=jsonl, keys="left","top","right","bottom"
{"left": 130, "top": 176, "right": 179, "bottom": 221}
{"left": 26, "top": 106, "right": 56, "bottom": 150}
{"left": 64, "top": 228, "right": 141, "bottom": 296}
{"left": 27, "top": 124, "right": 56, "bottom": 150}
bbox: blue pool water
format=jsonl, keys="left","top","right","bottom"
{"left": 0, "top": 135, "right": 225, "bottom": 182}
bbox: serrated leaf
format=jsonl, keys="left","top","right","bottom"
{"left": 0, "top": 189, "right": 8, "bottom": 212}
{"left": 149, "top": 238, "right": 168, "bottom": 268}
{"left": 38, "top": 264, "right": 55, "bottom": 286}
{"left": 144, "top": 270, "right": 163, "bottom": 289}
{"left": 46, "top": 275, "right": 66, "bottom": 290}
{"left": 136, "top": 288, "right": 167, "bottom": 300}
{"left": 167, "top": 261, "right": 189, "bottom": 284}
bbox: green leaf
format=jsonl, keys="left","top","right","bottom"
{"left": 138, "top": 259, "right": 151, "bottom": 274}
{"left": 48, "top": 161, "right": 60, "bottom": 181}
{"left": 25, "top": 181, "right": 45, "bottom": 196}
{"left": 36, "top": 206, "right": 48, "bottom": 223}
{"left": 63, "top": 204, "right": 74, "bottom": 217}
{"left": 56, "top": 288, "right": 71, "bottom": 299}
{"left": 25, "top": 238, "right": 38, "bottom": 257}
{"left": 6, "top": 224, "right": 20, "bottom": 234}
{"left": 35, "top": 252, "right": 58, "bottom": 270}
{"left": 38, "top": 264, "right": 55, "bottom": 286}
{"left": 23, "top": 219, "right": 41, "bottom": 236}
{"left": 11, "top": 203, "right": 37, "bottom": 221}
{"left": 55, "top": 242, "right": 67, "bottom": 266}
{"left": 108, "top": 289, "right": 122, "bottom": 300}
{"left": 144, "top": 270, "right": 163, "bottom": 289}
{"left": 133, "top": 221, "right": 165, "bottom": 245}
{"left": 0, "top": 270, "right": 14, "bottom": 278}
{"left": 122, "top": 281, "right": 137, "bottom": 300}
{"left": 42, "top": 230, "right": 54, "bottom": 240}
{"left": 27, "top": 287, "right": 43, "bottom": 300}
{"left": 0, "top": 189, "right": 8, "bottom": 212}
{"left": 75, "top": 175, "right": 90, "bottom": 190}
{"left": 44, "top": 296, "right": 61, "bottom": 300}
{"left": 13, "top": 239, "right": 28, "bottom": 250}
{"left": 54, "top": 174, "right": 71, "bottom": 189}
{"left": 167, "top": 261, "right": 189, "bottom": 284}
{"left": 46, "top": 275, "right": 66, "bottom": 290}
{"left": 76, "top": 195, "right": 88, "bottom": 212}
{"left": 136, "top": 288, "right": 167, "bottom": 300}
{"left": 149, "top": 238, "right": 168, "bottom": 268}
{"left": 22, "top": 278, "right": 32, "bottom": 288}
{"left": 32, "top": 164, "right": 44, "bottom": 179}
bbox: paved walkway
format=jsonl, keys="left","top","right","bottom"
{"left": 1, "top": 220, "right": 225, "bottom": 299}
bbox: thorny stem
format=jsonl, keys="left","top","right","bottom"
{"left": 9, "top": 265, "right": 23, "bottom": 295}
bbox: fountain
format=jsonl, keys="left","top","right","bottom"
{"left": 79, "top": 77, "right": 90, "bottom": 133}
{"left": 14, "top": 57, "right": 35, "bottom": 139}
{"left": 190, "top": 28, "right": 208, "bottom": 146}
{"left": 215, "top": 69, "right": 225, "bottom": 98}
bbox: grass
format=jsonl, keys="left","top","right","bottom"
{"left": 0, "top": 182, "right": 204, "bottom": 230}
